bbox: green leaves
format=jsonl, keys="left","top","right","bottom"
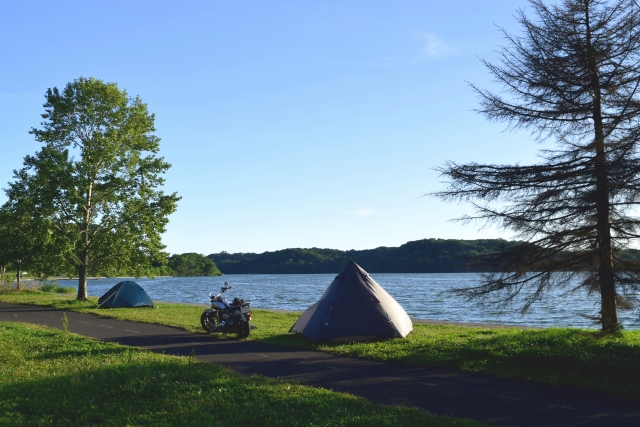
{"left": 167, "top": 253, "right": 222, "bottom": 276}
{"left": 7, "top": 77, "right": 181, "bottom": 298}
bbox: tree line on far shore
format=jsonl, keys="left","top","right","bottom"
{"left": 7, "top": 236, "right": 640, "bottom": 280}
{"left": 209, "top": 238, "right": 640, "bottom": 275}
{"left": 0, "top": 252, "right": 222, "bottom": 281}
{"left": 136, "top": 252, "right": 223, "bottom": 277}
{"left": 209, "top": 239, "right": 509, "bottom": 274}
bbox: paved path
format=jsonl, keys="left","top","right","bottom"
{"left": 1, "top": 302, "right": 638, "bottom": 427}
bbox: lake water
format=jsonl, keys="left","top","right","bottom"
{"left": 57, "top": 273, "right": 640, "bottom": 329}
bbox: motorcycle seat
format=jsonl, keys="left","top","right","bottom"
{"left": 230, "top": 297, "right": 245, "bottom": 307}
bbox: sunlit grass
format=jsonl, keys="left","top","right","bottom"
{"left": 313, "top": 325, "right": 640, "bottom": 397}
{"left": 0, "top": 322, "right": 485, "bottom": 427}
{"left": 2, "top": 290, "right": 640, "bottom": 399}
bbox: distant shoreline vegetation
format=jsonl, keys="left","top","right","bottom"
{"left": 208, "top": 238, "right": 640, "bottom": 275}
{"left": 81, "top": 253, "right": 223, "bottom": 279}
{"left": 11, "top": 239, "right": 640, "bottom": 279}
{"left": 209, "top": 238, "right": 509, "bottom": 274}
{"left": 98, "top": 253, "right": 223, "bottom": 278}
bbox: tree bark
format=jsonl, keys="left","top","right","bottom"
{"left": 15, "top": 260, "right": 20, "bottom": 291}
{"left": 75, "top": 185, "right": 92, "bottom": 301}
{"left": 76, "top": 253, "right": 89, "bottom": 301}
{"left": 595, "top": 145, "right": 619, "bottom": 332}
{"left": 585, "top": 0, "right": 619, "bottom": 332}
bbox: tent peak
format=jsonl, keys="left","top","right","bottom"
{"left": 290, "top": 260, "right": 413, "bottom": 342}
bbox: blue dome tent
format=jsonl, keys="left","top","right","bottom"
{"left": 98, "top": 281, "right": 154, "bottom": 309}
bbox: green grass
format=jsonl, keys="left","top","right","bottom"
{"left": 0, "top": 322, "right": 485, "bottom": 427}
{"left": 2, "top": 290, "right": 640, "bottom": 400}
{"left": 41, "top": 282, "right": 76, "bottom": 294}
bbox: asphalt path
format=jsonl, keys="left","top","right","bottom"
{"left": 1, "top": 301, "right": 638, "bottom": 427}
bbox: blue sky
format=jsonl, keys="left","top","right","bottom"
{"left": 1, "top": 0, "right": 538, "bottom": 255}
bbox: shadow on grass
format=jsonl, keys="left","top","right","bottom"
{"left": 4, "top": 293, "right": 640, "bottom": 399}
{"left": 255, "top": 333, "right": 320, "bottom": 350}
{"left": 2, "top": 334, "right": 484, "bottom": 427}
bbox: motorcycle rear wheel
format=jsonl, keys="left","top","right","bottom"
{"left": 237, "top": 320, "right": 251, "bottom": 339}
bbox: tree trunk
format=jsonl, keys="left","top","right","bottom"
{"left": 76, "top": 186, "right": 92, "bottom": 301}
{"left": 595, "top": 145, "right": 619, "bottom": 332}
{"left": 15, "top": 260, "right": 21, "bottom": 291}
{"left": 76, "top": 253, "right": 89, "bottom": 301}
{"left": 585, "top": 1, "right": 619, "bottom": 333}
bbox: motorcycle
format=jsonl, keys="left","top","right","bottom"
{"left": 200, "top": 282, "right": 253, "bottom": 338}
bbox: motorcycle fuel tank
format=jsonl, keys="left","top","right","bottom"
{"left": 211, "top": 301, "right": 226, "bottom": 310}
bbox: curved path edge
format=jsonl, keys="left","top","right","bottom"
{"left": 0, "top": 301, "right": 637, "bottom": 427}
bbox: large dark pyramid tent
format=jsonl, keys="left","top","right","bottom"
{"left": 290, "top": 260, "right": 413, "bottom": 342}
{"left": 98, "top": 281, "right": 154, "bottom": 309}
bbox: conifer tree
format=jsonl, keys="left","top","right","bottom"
{"left": 435, "top": 0, "right": 640, "bottom": 332}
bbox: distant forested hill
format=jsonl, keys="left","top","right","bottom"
{"left": 208, "top": 239, "right": 513, "bottom": 274}
{"left": 167, "top": 253, "right": 222, "bottom": 276}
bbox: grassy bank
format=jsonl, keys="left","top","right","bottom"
{"left": 2, "top": 291, "right": 640, "bottom": 400}
{"left": 0, "top": 322, "right": 484, "bottom": 427}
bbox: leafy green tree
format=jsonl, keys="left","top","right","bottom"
{"left": 0, "top": 216, "right": 9, "bottom": 281}
{"left": 168, "top": 253, "right": 222, "bottom": 276}
{"left": 0, "top": 207, "right": 15, "bottom": 283}
{"left": 6, "top": 77, "right": 180, "bottom": 300}
{"left": 0, "top": 203, "right": 50, "bottom": 289}
{"left": 435, "top": 0, "right": 640, "bottom": 332}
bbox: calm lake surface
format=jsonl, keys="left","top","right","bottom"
{"left": 57, "top": 273, "right": 640, "bottom": 329}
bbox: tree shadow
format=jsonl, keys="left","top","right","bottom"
{"left": 2, "top": 352, "right": 465, "bottom": 426}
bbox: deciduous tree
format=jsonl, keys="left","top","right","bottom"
{"left": 0, "top": 203, "right": 49, "bottom": 289}
{"left": 6, "top": 77, "right": 180, "bottom": 300}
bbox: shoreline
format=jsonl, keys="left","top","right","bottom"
{"left": 0, "top": 284, "right": 545, "bottom": 330}
{"left": 155, "top": 299, "right": 540, "bottom": 330}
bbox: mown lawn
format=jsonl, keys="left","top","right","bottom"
{"left": 2, "top": 290, "right": 640, "bottom": 400}
{"left": 0, "top": 322, "right": 485, "bottom": 427}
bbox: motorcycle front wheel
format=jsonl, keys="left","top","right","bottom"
{"left": 237, "top": 320, "right": 251, "bottom": 339}
{"left": 200, "top": 311, "right": 217, "bottom": 333}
